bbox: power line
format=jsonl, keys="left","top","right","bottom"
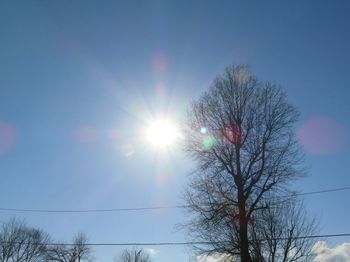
{"left": 294, "top": 186, "right": 350, "bottom": 197}
{"left": 0, "top": 205, "right": 185, "bottom": 213}
{"left": 0, "top": 185, "right": 349, "bottom": 214}
{"left": 1, "top": 233, "right": 350, "bottom": 247}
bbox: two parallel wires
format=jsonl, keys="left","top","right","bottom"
{"left": 1, "top": 185, "right": 349, "bottom": 246}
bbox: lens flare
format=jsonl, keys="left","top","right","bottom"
{"left": 152, "top": 52, "right": 168, "bottom": 73}
{"left": 200, "top": 127, "right": 208, "bottom": 134}
{"left": 0, "top": 121, "right": 16, "bottom": 155}
{"left": 297, "top": 117, "right": 346, "bottom": 154}
{"left": 75, "top": 125, "right": 97, "bottom": 143}
{"left": 203, "top": 136, "right": 215, "bottom": 150}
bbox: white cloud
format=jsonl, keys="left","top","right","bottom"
{"left": 313, "top": 241, "right": 350, "bottom": 262}
{"left": 197, "top": 254, "right": 232, "bottom": 262}
{"left": 144, "top": 248, "right": 158, "bottom": 257}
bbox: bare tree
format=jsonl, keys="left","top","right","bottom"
{"left": 45, "top": 244, "right": 76, "bottom": 262}
{"left": 250, "top": 198, "right": 317, "bottom": 261}
{"left": 72, "top": 233, "right": 91, "bottom": 262}
{"left": 114, "top": 248, "right": 152, "bottom": 262}
{"left": 0, "top": 220, "right": 93, "bottom": 262}
{"left": 183, "top": 65, "right": 311, "bottom": 261}
{"left": 0, "top": 218, "right": 49, "bottom": 262}
{"left": 46, "top": 233, "right": 92, "bottom": 262}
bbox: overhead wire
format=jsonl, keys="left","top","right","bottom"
{"left": 293, "top": 186, "right": 350, "bottom": 196}
{"left": 1, "top": 233, "right": 350, "bottom": 247}
{"left": 0, "top": 187, "right": 349, "bottom": 248}
{"left": 0, "top": 185, "right": 349, "bottom": 214}
{"left": 0, "top": 205, "right": 185, "bottom": 213}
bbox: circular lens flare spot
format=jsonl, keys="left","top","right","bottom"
{"left": 298, "top": 117, "right": 347, "bottom": 155}
{"left": 0, "top": 121, "right": 16, "bottom": 156}
{"left": 75, "top": 125, "right": 97, "bottom": 143}
{"left": 203, "top": 136, "right": 215, "bottom": 150}
{"left": 120, "top": 143, "right": 135, "bottom": 157}
{"left": 200, "top": 127, "right": 208, "bottom": 134}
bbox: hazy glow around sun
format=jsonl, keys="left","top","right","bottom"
{"left": 146, "top": 120, "right": 179, "bottom": 148}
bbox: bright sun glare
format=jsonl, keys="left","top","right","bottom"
{"left": 146, "top": 120, "right": 179, "bottom": 149}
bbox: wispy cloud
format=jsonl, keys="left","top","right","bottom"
{"left": 197, "top": 254, "right": 232, "bottom": 262}
{"left": 144, "top": 248, "right": 158, "bottom": 257}
{"left": 313, "top": 241, "right": 350, "bottom": 261}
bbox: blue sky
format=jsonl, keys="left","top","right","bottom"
{"left": 0, "top": 1, "right": 350, "bottom": 261}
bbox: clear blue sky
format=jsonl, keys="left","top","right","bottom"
{"left": 0, "top": 1, "right": 350, "bottom": 261}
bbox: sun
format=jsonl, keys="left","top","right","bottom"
{"left": 146, "top": 120, "right": 179, "bottom": 149}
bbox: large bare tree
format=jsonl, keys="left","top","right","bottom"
{"left": 183, "top": 65, "right": 310, "bottom": 261}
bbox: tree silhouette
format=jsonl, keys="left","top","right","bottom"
{"left": 0, "top": 219, "right": 49, "bottom": 262}
{"left": 46, "top": 233, "right": 92, "bottom": 262}
{"left": 114, "top": 248, "right": 152, "bottom": 262}
{"left": 183, "top": 65, "right": 312, "bottom": 261}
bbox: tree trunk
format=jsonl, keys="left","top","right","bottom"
{"left": 239, "top": 207, "right": 251, "bottom": 261}
{"left": 238, "top": 188, "right": 252, "bottom": 262}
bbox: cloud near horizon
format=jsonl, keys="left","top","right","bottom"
{"left": 144, "top": 248, "right": 158, "bottom": 257}
{"left": 312, "top": 241, "right": 350, "bottom": 261}
{"left": 195, "top": 242, "right": 350, "bottom": 262}
{"left": 197, "top": 254, "right": 231, "bottom": 262}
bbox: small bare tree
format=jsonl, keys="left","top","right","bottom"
{"left": 45, "top": 244, "right": 76, "bottom": 262}
{"left": 0, "top": 218, "right": 49, "bottom": 262}
{"left": 114, "top": 248, "right": 152, "bottom": 262}
{"left": 46, "top": 233, "right": 92, "bottom": 262}
{"left": 72, "top": 233, "right": 91, "bottom": 262}
{"left": 250, "top": 198, "right": 317, "bottom": 261}
{"left": 184, "top": 65, "right": 311, "bottom": 261}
